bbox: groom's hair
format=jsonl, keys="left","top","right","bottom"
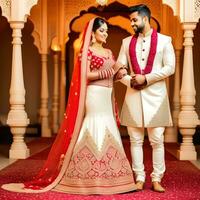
{"left": 129, "top": 4, "right": 151, "bottom": 22}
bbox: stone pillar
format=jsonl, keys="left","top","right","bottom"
{"left": 39, "top": 54, "right": 51, "bottom": 137}
{"left": 0, "top": 0, "right": 38, "bottom": 159}
{"left": 58, "top": 0, "right": 66, "bottom": 124}
{"left": 7, "top": 22, "right": 30, "bottom": 159}
{"left": 165, "top": 49, "right": 181, "bottom": 142}
{"left": 52, "top": 52, "right": 60, "bottom": 133}
{"left": 177, "top": 23, "right": 200, "bottom": 160}
{"left": 59, "top": 54, "right": 66, "bottom": 124}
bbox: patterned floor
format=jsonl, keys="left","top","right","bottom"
{"left": 0, "top": 138, "right": 200, "bottom": 200}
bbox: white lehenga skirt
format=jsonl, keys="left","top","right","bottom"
{"left": 77, "top": 85, "right": 123, "bottom": 150}
{"left": 54, "top": 85, "right": 136, "bottom": 194}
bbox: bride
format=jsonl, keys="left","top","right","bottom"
{"left": 2, "top": 17, "right": 136, "bottom": 195}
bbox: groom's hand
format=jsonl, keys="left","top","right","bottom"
{"left": 134, "top": 74, "right": 146, "bottom": 85}
{"left": 131, "top": 74, "right": 147, "bottom": 90}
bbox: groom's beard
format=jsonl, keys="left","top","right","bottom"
{"left": 132, "top": 23, "right": 145, "bottom": 34}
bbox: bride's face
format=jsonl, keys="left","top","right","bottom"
{"left": 94, "top": 23, "right": 108, "bottom": 44}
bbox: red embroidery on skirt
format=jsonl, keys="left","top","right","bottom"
{"left": 66, "top": 145, "right": 131, "bottom": 179}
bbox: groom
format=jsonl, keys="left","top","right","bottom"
{"left": 115, "top": 4, "right": 175, "bottom": 192}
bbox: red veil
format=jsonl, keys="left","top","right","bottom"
{"left": 22, "top": 18, "right": 95, "bottom": 192}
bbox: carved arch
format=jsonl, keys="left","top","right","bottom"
{"left": 32, "top": 30, "right": 42, "bottom": 53}
{"left": 162, "top": 0, "right": 178, "bottom": 16}
{"left": 68, "top": 1, "right": 161, "bottom": 35}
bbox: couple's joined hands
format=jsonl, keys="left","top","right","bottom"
{"left": 114, "top": 68, "right": 127, "bottom": 80}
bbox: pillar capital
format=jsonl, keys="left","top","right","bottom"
{"left": 0, "top": 0, "right": 38, "bottom": 22}
{"left": 9, "top": 21, "right": 24, "bottom": 29}
{"left": 180, "top": 0, "right": 200, "bottom": 23}
{"left": 182, "top": 22, "right": 197, "bottom": 31}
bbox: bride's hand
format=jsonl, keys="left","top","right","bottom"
{"left": 114, "top": 68, "right": 127, "bottom": 80}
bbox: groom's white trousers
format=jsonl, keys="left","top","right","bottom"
{"left": 127, "top": 127, "right": 165, "bottom": 182}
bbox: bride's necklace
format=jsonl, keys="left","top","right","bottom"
{"left": 90, "top": 44, "right": 108, "bottom": 57}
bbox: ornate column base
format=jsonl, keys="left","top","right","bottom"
{"left": 52, "top": 101, "right": 59, "bottom": 133}
{"left": 40, "top": 109, "right": 51, "bottom": 137}
{"left": 9, "top": 128, "right": 30, "bottom": 159}
{"left": 52, "top": 97, "right": 59, "bottom": 133}
{"left": 7, "top": 111, "right": 30, "bottom": 159}
{"left": 41, "top": 120, "right": 51, "bottom": 137}
{"left": 52, "top": 122, "right": 59, "bottom": 134}
{"left": 177, "top": 110, "right": 200, "bottom": 160}
{"left": 177, "top": 128, "right": 197, "bottom": 160}
{"left": 41, "top": 123, "right": 51, "bottom": 137}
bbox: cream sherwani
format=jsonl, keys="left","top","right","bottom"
{"left": 118, "top": 29, "right": 175, "bottom": 127}
{"left": 117, "top": 29, "right": 175, "bottom": 182}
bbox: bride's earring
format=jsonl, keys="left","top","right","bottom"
{"left": 91, "top": 34, "right": 96, "bottom": 44}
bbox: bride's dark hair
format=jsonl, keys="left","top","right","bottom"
{"left": 92, "top": 17, "right": 107, "bottom": 32}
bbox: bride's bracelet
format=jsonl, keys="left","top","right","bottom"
{"left": 98, "top": 68, "right": 115, "bottom": 79}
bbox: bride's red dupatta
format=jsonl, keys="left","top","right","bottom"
{"left": 22, "top": 19, "right": 95, "bottom": 191}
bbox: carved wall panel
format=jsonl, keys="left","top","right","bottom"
{"left": 0, "top": 0, "right": 11, "bottom": 20}
{"left": 195, "top": 0, "right": 200, "bottom": 20}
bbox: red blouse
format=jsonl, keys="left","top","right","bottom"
{"left": 79, "top": 48, "right": 115, "bottom": 72}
